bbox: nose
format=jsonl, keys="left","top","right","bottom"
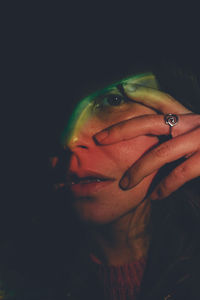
{"left": 61, "top": 114, "right": 96, "bottom": 151}
{"left": 60, "top": 95, "right": 96, "bottom": 151}
{"left": 63, "top": 125, "right": 95, "bottom": 171}
{"left": 67, "top": 131, "right": 91, "bottom": 150}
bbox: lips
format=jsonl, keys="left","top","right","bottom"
{"left": 67, "top": 170, "right": 115, "bottom": 185}
{"left": 66, "top": 170, "right": 116, "bottom": 196}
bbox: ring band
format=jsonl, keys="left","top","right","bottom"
{"left": 164, "top": 113, "right": 179, "bottom": 136}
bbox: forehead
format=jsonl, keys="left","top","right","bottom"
{"left": 83, "top": 72, "right": 159, "bottom": 102}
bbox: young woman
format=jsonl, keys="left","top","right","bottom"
{"left": 52, "top": 65, "right": 200, "bottom": 300}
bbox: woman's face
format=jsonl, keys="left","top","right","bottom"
{"left": 61, "top": 73, "right": 160, "bottom": 224}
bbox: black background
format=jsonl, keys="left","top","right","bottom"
{"left": 2, "top": 2, "right": 200, "bottom": 284}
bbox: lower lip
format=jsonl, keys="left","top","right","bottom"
{"left": 69, "top": 179, "right": 115, "bottom": 196}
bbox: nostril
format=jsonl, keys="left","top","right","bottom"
{"left": 67, "top": 137, "right": 89, "bottom": 150}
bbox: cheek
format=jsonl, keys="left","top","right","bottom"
{"left": 72, "top": 135, "right": 159, "bottom": 224}
{"left": 105, "top": 135, "right": 159, "bottom": 170}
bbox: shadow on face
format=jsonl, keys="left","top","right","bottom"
{"left": 58, "top": 73, "right": 160, "bottom": 224}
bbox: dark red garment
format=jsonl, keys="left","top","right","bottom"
{"left": 90, "top": 255, "right": 146, "bottom": 300}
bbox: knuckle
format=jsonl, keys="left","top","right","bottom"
{"left": 160, "top": 179, "right": 171, "bottom": 191}
{"left": 172, "top": 165, "right": 189, "bottom": 179}
{"left": 153, "top": 143, "right": 171, "bottom": 158}
{"left": 160, "top": 178, "right": 173, "bottom": 193}
{"left": 155, "top": 177, "right": 176, "bottom": 199}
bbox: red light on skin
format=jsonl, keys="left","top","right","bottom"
{"left": 69, "top": 178, "right": 116, "bottom": 197}
{"left": 58, "top": 73, "right": 161, "bottom": 224}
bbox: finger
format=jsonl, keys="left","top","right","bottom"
{"left": 119, "top": 127, "right": 200, "bottom": 189}
{"left": 94, "top": 114, "right": 200, "bottom": 144}
{"left": 150, "top": 151, "right": 200, "bottom": 200}
{"left": 123, "top": 84, "right": 192, "bottom": 114}
{"left": 94, "top": 115, "right": 168, "bottom": 144}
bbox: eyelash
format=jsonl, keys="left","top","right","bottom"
{"left": 103, "top": 94, "right": 125, "bottom": 106}
{"left": 94, "top": 93, "right": 130, "bottom": 110}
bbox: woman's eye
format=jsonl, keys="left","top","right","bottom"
{"left": 106, "top": 94, "right": 123, "bottom": 106}
{"left": 97, "top": 94, "right": 124, "bottom": 106}
{"left": 93, "top": 93, "right": 129, "bottom": 112}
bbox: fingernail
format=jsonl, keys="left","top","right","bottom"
{"left": 123, "top": 83, "right": 138, "bottom": 93}
{"left": 119, "top": 174, "right": 130, "bottom": 190}
{"left": 94, "top": 130, "right": 108, "bottom": 144}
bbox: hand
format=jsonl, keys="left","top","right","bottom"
{"left": 94, "top": 84, "right": 200, "bottom": 200}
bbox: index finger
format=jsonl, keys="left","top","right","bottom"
{"left": 94, "top": 113, "right": 198, "bottom": 145}
{"left": 123, "top": 84, "right": 192, "bottom": 114}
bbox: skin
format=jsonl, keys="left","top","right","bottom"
{"left": 94, "top": 84, "right": 200, "bottom": 200}
{"left": 54, "top": 73, "right": 200, "bottom": 265}
{"left": 60, "top": 73, "right": 160, "bottom": 226}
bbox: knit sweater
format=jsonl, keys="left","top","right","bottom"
{"left": 90, "top": 255, "right": 146, "bottom": 300}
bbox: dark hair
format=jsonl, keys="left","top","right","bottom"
{"left": 49, "top": 60, "right": 200, "bottom": 298}
{"left": 138, "top": 62, "right": 200, "bottom": 298}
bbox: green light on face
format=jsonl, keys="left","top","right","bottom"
{"left": 60, "top": 96, "right": 94, "bottom": 146}
{"left": 60, "top": 72, "right": 159, "bottom": 147}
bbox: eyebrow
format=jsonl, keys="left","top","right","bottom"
{"left": 79, "top": 72, "right": 158, "bottom": 106}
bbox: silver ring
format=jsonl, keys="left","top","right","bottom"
{"left": 164, "top": 114, "right": 179, "bottom": 135}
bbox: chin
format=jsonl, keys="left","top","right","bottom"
{"left": 71, "top": 175, "right": 155, "bottom": 225}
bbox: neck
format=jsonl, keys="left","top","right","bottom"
{"left": 89, "top": 199, "right": 152, "bottom": 266}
